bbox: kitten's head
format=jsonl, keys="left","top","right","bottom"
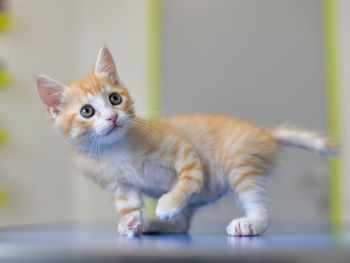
{"left": 35, "top": 47, "right": 135, "bottom": 151}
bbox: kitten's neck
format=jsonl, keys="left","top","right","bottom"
{"left": 127, "top": 117, "right": 159, "bottom": 149}
{"left": 73, "top": 117, "right": 156, "bottom": 158}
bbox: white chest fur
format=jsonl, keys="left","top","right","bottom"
{"left": 73, "top": 145, "right": 178, "bottom": 197}
{"left": 137, "top": 160, "right": 177, "bottom": 198}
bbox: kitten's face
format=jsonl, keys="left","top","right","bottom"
{"left": 57, "top": 74, "right": 134, "bottom": 148}
{"left": 36, "top": 47, "right": 135, "bottom": 151}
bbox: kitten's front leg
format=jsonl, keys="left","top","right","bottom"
{"left": 115, "top": 184, "right": 143, "bottom": 236}
{"left": 156, "top": 143, "right": 204, "bottom": 221}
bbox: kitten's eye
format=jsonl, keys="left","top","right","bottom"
{"left": 109, "top": 93, "right": 122, "bottom": 105}
{"left": 80, "top": 105, "right": 95, "bottom": 118}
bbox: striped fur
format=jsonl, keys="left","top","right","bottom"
{"left": 35, "top": 47, "right": 338, "bottom": 236}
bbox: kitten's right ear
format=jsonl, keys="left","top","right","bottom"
{"left": 35, "top": 74, "right": 66, "bottom": 117}
{"left": 94, "top": 46, "right": 120, "bottom": 85}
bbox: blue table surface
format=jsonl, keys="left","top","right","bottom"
{"left": 0, "top": 222, "right": 349, "bottom": 262}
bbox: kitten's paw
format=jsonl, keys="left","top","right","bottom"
{"left": 118, "top": 214, "right": 143, "bottom": 236}
{"left": 226, "top": 217, "right": 269, "bottom": 236}
{"left": 156, "top": 193, "right": 186, "bottom": 221}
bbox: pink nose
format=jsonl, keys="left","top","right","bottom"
{"left": 106, "top": 114, "right": 117, "bottom": 123}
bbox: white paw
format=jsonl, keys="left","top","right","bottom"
{"left": 226, "top": 217, "right": 269, "bottom": 236}
{"left": 155, "top": 194, "right": 184, "bottom": 221}
{"left": 118, "top": 215, "right": 143, "bottom": 236}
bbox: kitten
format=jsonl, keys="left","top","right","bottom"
{"left": 35, "top": 47, "right": 338, "bottom": 236}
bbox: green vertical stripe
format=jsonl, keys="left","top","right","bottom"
{"left": 0, "top": 12, "right": 13, "bottom": 32}
{"left": 323, "top": 0, "right": 343, "bottom": 234}
{"left": 145, "top": 0, "right": 162, "bottom": 215}
{"left": 0, "top": 128, "right": 10, "bottom": 146}
{"left": 0, "top": 69, "right": 12, "bottom": 87}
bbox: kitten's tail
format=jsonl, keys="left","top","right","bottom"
{"left": 271, "top": 126, "right": 339, "bottom": 157}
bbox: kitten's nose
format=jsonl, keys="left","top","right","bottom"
{"left": 106, "top": 114, "right": 117, "bottom": 123}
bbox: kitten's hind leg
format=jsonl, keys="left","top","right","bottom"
{"left": 143, "top": 206, "right": 194, "bottom": 234}
{"left": 227, "top": 168, "right": 270, "bottom": 236}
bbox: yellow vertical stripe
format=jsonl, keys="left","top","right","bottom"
{"left": 0, "top": 12, "right": 13, "bottom": 32}
{"left": 323, "top": 0, "right": 343, "bottom": 234}
{"left": 0, "top": 188, "right": 10, "bottom": 205}
{"left": 145, "top": 0, "right": 162, "bottom": 215}
{"left": 0, "top": 128, "right": 10, "bottom": 146}
{"left": 0, "top": 69, "right": 12, "bottom": 87}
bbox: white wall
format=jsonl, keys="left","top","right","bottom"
{"left": 337, "top": 0, "right": 350, "bottom": 222}
{"left": 0, "top": 0, "right": 147, "bottom": 226}
{"left": 162, "top": 0, "right": 329, "bottom": 226}
{"left": 0, "top": 0, "right": 74, "bottom": 225}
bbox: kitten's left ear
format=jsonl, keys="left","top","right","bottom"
{"left": 94, "top": 46, "right": 120, "bottom": 85}
{"left": 35, "top": 74, "right": 67, "bottom": 118}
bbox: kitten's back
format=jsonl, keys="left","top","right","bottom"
{"left": 154, "top": 114, "right": 279, "bottom": 173}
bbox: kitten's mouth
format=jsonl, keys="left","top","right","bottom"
{"left": 105, "top": 122, "right": 124, "bottom": 136}
{"left": 106, "top": 124, "right": 118, "bottom": 135}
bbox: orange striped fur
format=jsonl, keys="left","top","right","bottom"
{"left": 35, "top": 47, "right": 338, "bottom": 237}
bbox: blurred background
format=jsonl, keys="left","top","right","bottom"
{"left": 0, "top": 0, "right": 348, "bottom": 232}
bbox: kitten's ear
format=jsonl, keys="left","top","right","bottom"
{"left": 94, "top": 46, "right": 120, "bottom": 85}
{"left": 35, "top": 74, "right": 66, "bottom": 117}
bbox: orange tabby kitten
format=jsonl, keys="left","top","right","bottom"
{"left": 35, "top": 47, "right": 338, "bottom": 236}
